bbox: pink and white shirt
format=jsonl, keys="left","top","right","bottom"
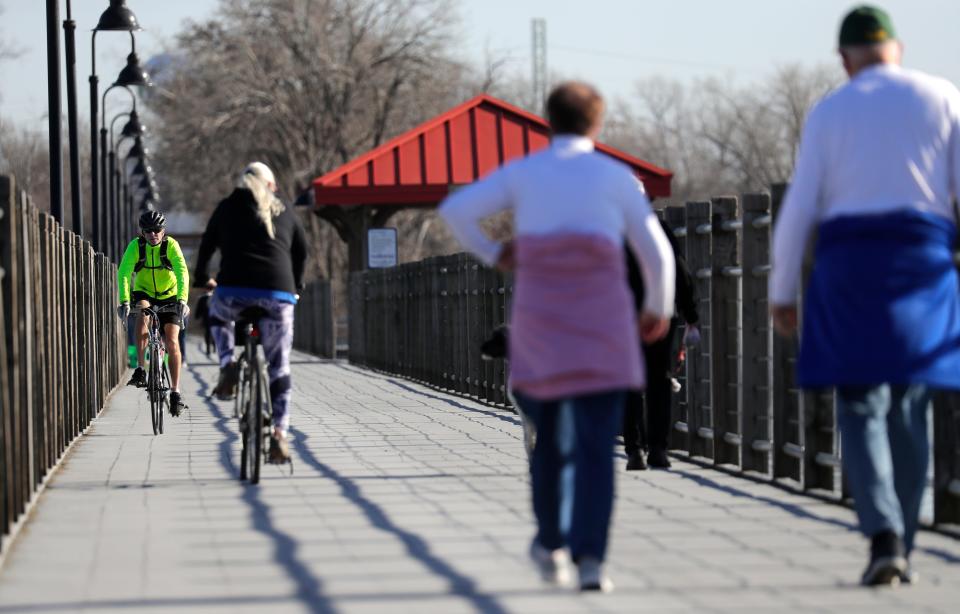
{"left": 439, "top": 135, "right": 675, "bottom": 399}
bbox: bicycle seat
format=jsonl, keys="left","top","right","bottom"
{"left": 238, "top": 306, "right": 269, "bottom": 321}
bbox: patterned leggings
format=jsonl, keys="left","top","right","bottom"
{"left": 209, "top": 295, "right": 295, "bottom": 432}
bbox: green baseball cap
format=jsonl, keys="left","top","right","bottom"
{"left": 839, "top": 5, "right": 897, "bottom": 46}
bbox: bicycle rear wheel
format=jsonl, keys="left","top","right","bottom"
{"left": 238, "top": 364, "right": 253, "bottom": 482}
{"left": 248, "top": 350, "right": 267, "bottom": 485}
{"left": 149, "top": 346, "right": 161, "bottom": 436}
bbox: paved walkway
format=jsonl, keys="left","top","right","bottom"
{"left": 0, "top": 339, "right": 958, "bottom": 613}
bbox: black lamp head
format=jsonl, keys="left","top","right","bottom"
{"left": 131, "top": 158, "right": 152, "bottom": 177}
{"left": 114, "top": 53, "right": 152, "bottom": 88}
{"left": 138, "top": 174, "right": 158, "bottom": 191}
{"left": 95, "top": 1, "right": 142, "bottom": 32}
{"left": 126, "top": 137, "right": 148, "bottom": 160}
{"left": 120, "top": 110, "right": 145, "bottom": 138}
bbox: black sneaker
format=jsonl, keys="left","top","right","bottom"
{"left": 213, "top": 362, "right": 239, "bottom": 400}
{"left": 861, "top": 530, "right": 907, "bottom": 587}
{"left": 647, "top": 447, "right": 672, "bottom": 469}
{"left": 169, "top": 391, "right": 187, "bottom": 417}
{"left": 626, "top": 452, "right": 647, "bottom": 471}
{"left": 127, "top": 367, "right": 147, "bottom": 388}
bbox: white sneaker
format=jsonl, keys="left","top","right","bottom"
{"left": 529, "top": 541, "right": 572, "bottom": 586}
{"left": 578, "top": 556, "right": 614, "bottom": 592}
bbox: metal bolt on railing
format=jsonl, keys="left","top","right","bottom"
{"left": 723, "top": 432, "right": 742, "bottom": 446}
{"left": 783, "top": 442, "right": 804, "bottom": 459}
{"left": 815, "top": 452, "right": 842, "bottom": 468}
{"left": 752, "top": 214, "right": 772, "bottom": 228}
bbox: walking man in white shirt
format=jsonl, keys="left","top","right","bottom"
{"left": 770, "top": 5, "right": 960, "bottom": 586}
{"left": 440, "top": 82, "right": 674, "bottom": 592}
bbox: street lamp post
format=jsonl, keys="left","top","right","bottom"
{"left": 45, "top": 0, "right": 64, "bottom": 224}
{"left": 62, "top": 0, "right": 83, "bottom": 235}
{"left": 109, "top": 112, "right": 145, "bottom": 256}
{"left": 100, "top": 55, "right": 150, "bottom": 258}
{"left": 89, "top": 0, "right": 141, "bottom": 253}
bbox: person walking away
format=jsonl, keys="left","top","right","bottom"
{"left": 116, "top": 210, "right": 191, "bottom": 416}
{"left": 770, "top": 5, "right": 960, "bottom": 586}
{"left": 440, "top": 81, "right": 675, "bottom": 592}
{"left": 623, "top": 217, "right": 700, "bottom": 470}
{"left": 194, "top": 162, "right": 308, "bottom": 463}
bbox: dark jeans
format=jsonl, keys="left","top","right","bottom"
{"left": 514, "top": 390, "right": 625, "bottom": 562}
{"left": 623, "top": 322, "right": 676, "bottom": 455}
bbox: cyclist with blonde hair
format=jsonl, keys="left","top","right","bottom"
{"left": 195, "top": 162, "right": 308, "bottom": 462}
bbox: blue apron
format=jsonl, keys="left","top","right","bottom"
{"left": 798, "top": 209, "right": 960, "bottom": 390}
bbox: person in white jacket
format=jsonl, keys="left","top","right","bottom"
{"left": 440, "top": 81, "right": 674, "bottom": 592}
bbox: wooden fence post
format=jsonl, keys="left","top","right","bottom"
{"left": 770, "top": 184, "right": 803, "bottom": 485}
{"left": 711, "top": 197, "right": 742, "bottom": 468}
{"left": 664, "top": 206, "right": 689, "bottom": 452}
{"left": 740, "top": 193, "right": 773, "bottom": 476}
{"left": 933, "top": 392, "right": 960, "bottom": 524}
{"left": 0, "top": 176, "right": 12, "bottom": 542}
{"left": 685, "top": 200, "right": 714, "bottom": 460}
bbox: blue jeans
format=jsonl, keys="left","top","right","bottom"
{"left": 513, "top": 390, "right": 625, "bottom": 562}
{"left": 836, "top": 384, "right": 931, "bottom": 553}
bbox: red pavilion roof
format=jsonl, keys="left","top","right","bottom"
{"left": 312, "top": 94, "right": 672, "bottom": 206}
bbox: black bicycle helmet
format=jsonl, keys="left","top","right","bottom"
{"left": 139, "top": 210, "right": 166, "bottom": 230}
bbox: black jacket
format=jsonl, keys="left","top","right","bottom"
{"left": 194, "top": 188, "right": 308, "bottom": 294}
{"left": 626, "top": 218, "right": 698, "bottom": 325}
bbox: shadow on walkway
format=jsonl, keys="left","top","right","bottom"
{"left": 189, "top": 367, "right": 335, "bottom": 614}
{"left": 289, "top": 425, "right": 511, "bottom": 614}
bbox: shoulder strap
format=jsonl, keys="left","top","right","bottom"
{"left": 133, "top": 237, "right": 147, "bottom": 273}
{"left": 160, "top": 238, "right": 173, "bottom": 270}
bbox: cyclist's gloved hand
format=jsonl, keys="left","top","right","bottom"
{"left": 178, "top": 300, "right": 190, "bottom": 319}
{"left": 117, "top": 303, "right": 130, "bottom": 322}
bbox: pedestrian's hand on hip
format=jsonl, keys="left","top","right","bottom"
{"left": 495, "top": 241, "right": 515, "bottom": 272}
{"left": 771, "top": 305, "right": 798, "bottom": 337}
{"left": 639, "top": 311, "right": 670, "bottom": 343}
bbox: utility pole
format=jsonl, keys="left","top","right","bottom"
{"left": 531, "top": 18, "right": 547, "bottom": 114}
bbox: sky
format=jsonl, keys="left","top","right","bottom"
{"left": 1, "top": 0, "right": 959, "bottom": 130}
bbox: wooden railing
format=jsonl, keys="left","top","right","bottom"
{"left": 0, "top": 176, "right": 126, "bottom": 554}
{"left": 346, "top": 185, "right": 960, "bottom": 528}
{"left": 293, "top": 280, "right": 335, "bottom": 358}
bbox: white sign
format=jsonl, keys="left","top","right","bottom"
{"left": 368, "top": 228, "right": 398, "bottom": 268}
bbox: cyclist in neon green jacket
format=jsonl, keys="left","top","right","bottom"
{"left": 116, "top": 210, "right": 191, "bottom": 416}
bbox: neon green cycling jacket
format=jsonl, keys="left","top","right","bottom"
{"left": 117, "top": 236, "right": 190, "bottom": 303}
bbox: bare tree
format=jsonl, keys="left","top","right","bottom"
{"left": 0, "top": 117, "right": 51, "bottom": 212}
{"left": 605, "top": 64, "right": 842, "bottom": 204}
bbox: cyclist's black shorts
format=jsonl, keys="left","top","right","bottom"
{"left": 131, "top": 291, "right": 183, "bottom": 328}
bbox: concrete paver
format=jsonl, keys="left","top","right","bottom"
{"left": 0, "top": 339, "right": 957, "bottom": 613}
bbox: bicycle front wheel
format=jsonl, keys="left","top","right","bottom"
{"left": 149, "top": 346, "right": 161, "bottom": 436}
{"left": 160, "top": 360, "right": 170, "bottom": 434}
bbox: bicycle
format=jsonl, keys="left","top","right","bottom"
{"left": 235, "top": 307, "right": 277, "bottom": 484}
{"left": 132, "top": 304, "right": 178, "bottom": 436}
